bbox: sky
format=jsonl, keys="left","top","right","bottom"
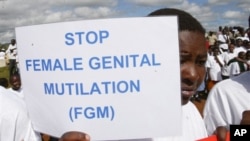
{"left": 0, "top": 0, "right": 250, "bottom": 43}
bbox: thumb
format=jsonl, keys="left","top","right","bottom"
{"left": 59, "top": 131, "right": 90, "bottom": 141}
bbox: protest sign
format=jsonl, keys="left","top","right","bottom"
{"left": 16, "top": 17, "right": 181, "bottom": 140}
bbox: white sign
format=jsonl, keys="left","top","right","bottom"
{"left": 15, "top": 17, "right": 181, "bottom": 140}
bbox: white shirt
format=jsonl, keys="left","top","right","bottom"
{"left": 220, "top": 52, "right": 237, "bottom": 76}
{"left": 104, "top": 102, "right": 207, "bottom": 141}
{"left": 8, "top": 87, "right": 24, "bottom": 99}
{"left": 6, "top": 44, "right": 17, "bottom": 60}
{"left": 218, "top": 34, "right": 229, "bottom": 50}
{"left": 228, "top": 61, "right": 247, "bottom": 77}
{"left": 0, "top": 86, "right": 41, "bottom": 141}
{"left": 203, "top": 71, "right": 250, "bottom": 135}
{"left": 206, "top": 55, "right": 224, "bottom": 81}
{"left": 234, "top": 46, "right": 247, "bottom": 55}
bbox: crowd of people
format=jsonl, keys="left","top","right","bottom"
{"left": 192, "top": 25, "right": 250, "bottom": 102}
{"left": 0, "top": 7, "right": 250, "bottom": 141}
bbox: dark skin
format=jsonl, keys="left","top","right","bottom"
{"left": 9, "top": 75, "right": 21, "bottom": 91}
{"left": 59, "top": 131, "right": 90, "bottom": 141}
{"left": 179, "top": 31, "right": 207, "bottom": 105}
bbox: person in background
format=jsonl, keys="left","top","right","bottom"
{"left": 207, "top": 31, "right": 217, "bottom": 46}
{"left": 227, "top": 51, "right": 247, "bottom": 77}
{"left": 217, "top": 26, "right": 223, "bottom": 37}
{"left": 234, "top": 37, "right": 246, "bottom": 54}
{"left": 0, "top": 48, "right": 6, "bottom": 67}
{"left": 245, "top": 50, "right": 250, "bottom": 70}
{"left": 0, "top": 86, "right": 41, "bottom": 141}
{"left": 0, "top": 49, "right": 5, "bottom": 60}
{"left": 6, "top": 39, "right": 18, "bottom": 75}
{"left": 220, "top": 43, "right": 237, "bottom": 79}
{"left": 217, "top": 28, "right": 230, "bottom": 52}
{"left": 245, "top": 40, "right": 250, "bottom": 51}
{"left": 1, "top": 85, "right": 90, "bottom": 141}
{"left": 8, "top": 72, "right": 24, "bottom": 98}
{"left": 203, "top": 70, "right": 250, "bottom": 141}
{"left": 206, "top": 46, "right": 224, "bottom": 91}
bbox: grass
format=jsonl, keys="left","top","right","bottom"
{"left": 0, "top": 66, "right": 10, "bottom": 87}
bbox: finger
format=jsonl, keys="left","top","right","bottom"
{"left": 59, "top": 131, "right": 90, "bottom": 141}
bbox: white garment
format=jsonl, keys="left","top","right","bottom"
{"left": 234, "top": 46, "right": 247, "bottom": 55}
{"left": 228, "top": 61, "right": 247, "bottom": 77}
{"left": 0, "top": 51, "right": 5, "bottom": 60}
{"left": 0, "top": 86, "right": 41, "bottom": 141}
{"left": 218, "top": 34, "right": 228, "bottom": 43}
{"left": 8, "top": 87, "right": 24, "bottom": 99}
{"left": 203, "top": 71, "right": 250, "bottom": 135}
{"left": 220, "top": 52, "right": 237, "bottom": 76}
{"left": 0, "top": 51, "right": 6, "bottom": 67}
{"left": 104, "top": 102, "right": 207, "bottom": 141}
{"left": 6, "top": 44, "right": 17, "bottom": 60}
{"left": 206, "top": 55, "right": 224, "bottom": 81}
{"left": 218, "top": 34, "right": 229, "bottom": 50}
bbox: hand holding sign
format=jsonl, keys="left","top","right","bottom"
{"left": 59, "top": 131, "right": 90, "bottom": 141}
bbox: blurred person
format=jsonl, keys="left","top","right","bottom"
{"left": 206, "top": 46, "right": 224, "bottom": 91}
{"left": 220, "top": 43, "right": 237, "bottom": 79}
{"left": 207, "top": 31, "right": 217, "bottom": 46}
{"left": 8, "top": 72, "right": 23, "bottom": 98}
{"left": 234, "top": 37, "right": 245, "bottom": 54}
{"left": 0, "top": 85, "right": 42, "bottom": 141}
{"left": 0, "top": 49, "right": 5, "bottom": 60}
{"left": 203, "top": 70, "right": 250, "bottom": 140}
{"left": 246, "top": 50, "right": 250, "bottom": 70}
{"left": 245, "top": 40, "right": 250, "bottom": 51}
{"left": 217, "top": 28, "right": 230, "bottom": 52}
{"left": 0, "top": 48, "right": 6, "bottom": 67}
{"left": 6, "top": 39, "right": 18, "bottom": 75}
{"left": 1, "top": 85, "right": 89, "bottom": 141}
{"left": 227, "top": 51, "right": 247, "bottom": 77}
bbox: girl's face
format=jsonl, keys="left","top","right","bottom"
{"left": 179, "top": 31, "right": 207, "bottom": 105}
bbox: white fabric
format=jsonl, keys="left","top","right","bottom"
{"left": 234, "top": 46, "right": 247, "bottom": 55}
{"left": 0, "top": 86, "right": 41, "bottom": 141}
{"left": 6, "top": 44, "right": 17, "bottom": 60}
{"left": 218, "top": 34, "right": 229, "bottom": 50}
{"left": 220, "top": 52, "right": 237, "bottom": 76}
{"left": 206, "top": 55, "right": 223, "bottom": 81}
{"left": 104, "top": 102, "right": 207, "bottom": 141}
{"left": 218, "top": 34, "right": 228, "bottom": 43}
{"left": 0, "top": 52, "right": 5, "bottom": 60}
{"left": 228, "top": 61, "right": 247, "bottom": 77}
{"left": 0, "top": 51, "right": 6, "bottom": 67}
{"left": 203, "top": 71, "right": 250, "bottom": 135}
{"left": 8, "top": 87, "right": 24, "bottom": 99}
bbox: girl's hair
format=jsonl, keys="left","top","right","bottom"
{"left": 148, "top": 8, "right": 205, "bottom": 34}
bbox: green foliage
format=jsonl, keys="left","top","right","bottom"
{"left": 0, "top": 43, "right": 9, "bottom": 51}
{"left": 0, "top": 66, "right": 10, "bottom": 87}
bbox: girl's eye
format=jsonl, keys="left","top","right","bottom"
{"left": 197, "top": 60, "right": 206, "bottom": 66}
